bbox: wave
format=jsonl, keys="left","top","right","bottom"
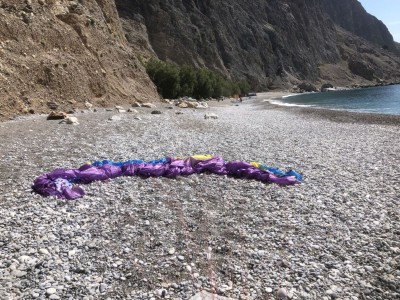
{"left": 263, "top": 98, "right": 316, "bottom": 108}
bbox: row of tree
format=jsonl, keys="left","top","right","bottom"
{"left": 145, "top": 58, "right": 251, "bottom": 99}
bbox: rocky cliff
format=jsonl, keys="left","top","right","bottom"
{"left": 116, "top": 0, "right": 400, "bottom": 90}
{"left": 0, "top": 0, "right": 158, "bottom": 121}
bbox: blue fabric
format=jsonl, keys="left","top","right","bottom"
{"left": 260, "top": 164, "right": 302, "bottom": 181}
{"left": 92, "top": 157, "right": 169, "bottom": 167}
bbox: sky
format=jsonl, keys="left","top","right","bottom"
{"left": 358, "top": 0, "right": 400, "bottom": 42}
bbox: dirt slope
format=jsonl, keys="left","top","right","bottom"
{"left": 0, "top": 0, "right": 158, "bottom": 121}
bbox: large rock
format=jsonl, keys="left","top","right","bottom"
{"left": 47, "top": 111, "right": 67, "bottom": 120}
{"left": 321, "top": 83, "right": 334, "bottom": 92}
{"left": 177, "top": 102, "right": 189, "bottom": 108}
{"left": 298, "top": 82, "right": 318, "bottom": 92}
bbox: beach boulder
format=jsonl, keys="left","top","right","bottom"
{"left": 298, "top": 82, "right": 318, "bottom": 92}
{"left": 47, "top": 111, "right": 67, "bottom": 120}
{"left": 321, "top": 83, "right": 334, "bottom": 92}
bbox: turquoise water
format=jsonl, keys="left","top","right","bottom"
{"left": 279, "top": 85, "right": 400, "bottom": 115}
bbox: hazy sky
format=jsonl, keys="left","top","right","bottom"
{"left": 358, "top": 0, "right": 400, "bottom": 42}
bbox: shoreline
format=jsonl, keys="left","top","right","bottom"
{"left": 258, "top": 91, "right": 400, "bottom": 126}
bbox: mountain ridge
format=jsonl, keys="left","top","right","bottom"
{"left": 116, "top": 0, "right": 400, "bottom": 90}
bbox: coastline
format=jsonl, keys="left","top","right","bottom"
{"left": 259, "top": 91, "right": 400, "bottom": 126}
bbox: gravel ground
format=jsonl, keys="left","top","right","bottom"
{"left": 0, "top": 99, "right": 399, "bottom": 300}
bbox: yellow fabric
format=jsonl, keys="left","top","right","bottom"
{"left": 174, "top": 154, "right": 213, "bottom": 160}
{"left": 250, "top": 161, "right": 261, "bottom": 168}
{"left": 191, "top": 154, "right": 213, "bottom": 160}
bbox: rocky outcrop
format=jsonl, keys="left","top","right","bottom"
{"left": 116, "top": 0, "right": 400, "bottom": 89}
{"left": 319, "top": 0, "right": 398, "bottom": 53}
{"left": 0, "top": 0, "right": 158, "bottom": 121}
{"left": 348, "top": 60, "right": 375, "bottom": 81}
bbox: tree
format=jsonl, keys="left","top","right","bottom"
{"left": 145, "top": 58, "right": 252, "bottom": 99}
{"left": 146, "top": 59, "right": 180, "bottom": 99}
{"left": 178, "top": 65, "right": 197, "bottom": 97}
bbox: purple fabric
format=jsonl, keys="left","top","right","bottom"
{"left": 32, "top": 174, "right": 85, "bottom": 199}
{"left": 193, "top": 157, "right": 227, "bottom": 175}
{"left": 32, "top": 156, "right": 300, "bottom": 200}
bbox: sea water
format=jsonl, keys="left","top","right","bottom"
{"left": 275, "top": 85, "right": 400, "bottom": 115}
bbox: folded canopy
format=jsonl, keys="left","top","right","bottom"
{"left": 32, "top": 155, "right": 302, "bottom": 200}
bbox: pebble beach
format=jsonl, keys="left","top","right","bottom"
{"left": 0, "top": 95, "right": 399, "bottom": 299}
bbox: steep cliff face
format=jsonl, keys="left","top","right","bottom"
{"left": 320, "top": 0, "right": 398, "bottom": 53}
{"left": 0, "top": 0, "right": 158, "bottom": 120}
{"left": 116, "top": 0, "right": 400, "bottom": 89}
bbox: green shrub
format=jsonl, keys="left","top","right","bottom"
{"left": 146, "top": 58, "right": 251, "bottom": 99}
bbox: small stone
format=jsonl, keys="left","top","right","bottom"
{"left": 12, "top": 270, "right": 27, "bottom": 278}
{"left": 100, "top": 283, "right": 107, "bottom": 293}
{"left": 365, "top": 266, "right": 374, "bottom": 272}
{"left": 177, "top": 255, "right": 184, "bottom": 261}
{"left": 168, "top": 248, "right": 175, "bottom": 255}
{"left": 326, "top": 289, "right": 339, "bottom": 299}
{"left": 204, "top": 113, "right": 218, "bottom": 119}
{"left": 39, "top": 248, "right": 50, "bottom": 255}
{"left": 132, "top": 102, "right": 142, "bottom": 107}
{"left": 18, "top": 255, "right": 32, "bottom": 263}
{"left": 85, "top": 101, "right": 93, "bottom": 109}
{"left": 46, "top": 288, "right": 57, "bottom": 295}
{"left": 151, "top": 110, "right": 162, "bottom": 114}
{"left": 265, "top": 287, "right": 273, "bottom": 293}
{"left": 277, "top": 288, "right": 288, "bottom": 299}
{"left": 65, "top": 116, "right": 79, "bottom": 125}
{"left": 108, "top": 115, "right": 121, "bottom": 121}
{"left": 47, "top": 101, "right": 59, "bottom": 110}
{"left": 142, "top": 102, "right": 156, "bottom": 108}
{"left": 49, "top": 295, "right": 60, "bottom": 300}
{"left": 157, "top": 289, "right": 167, "bottom": 297}
{"left": 127, "top": 108, "right": 138, "bottom": 113}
